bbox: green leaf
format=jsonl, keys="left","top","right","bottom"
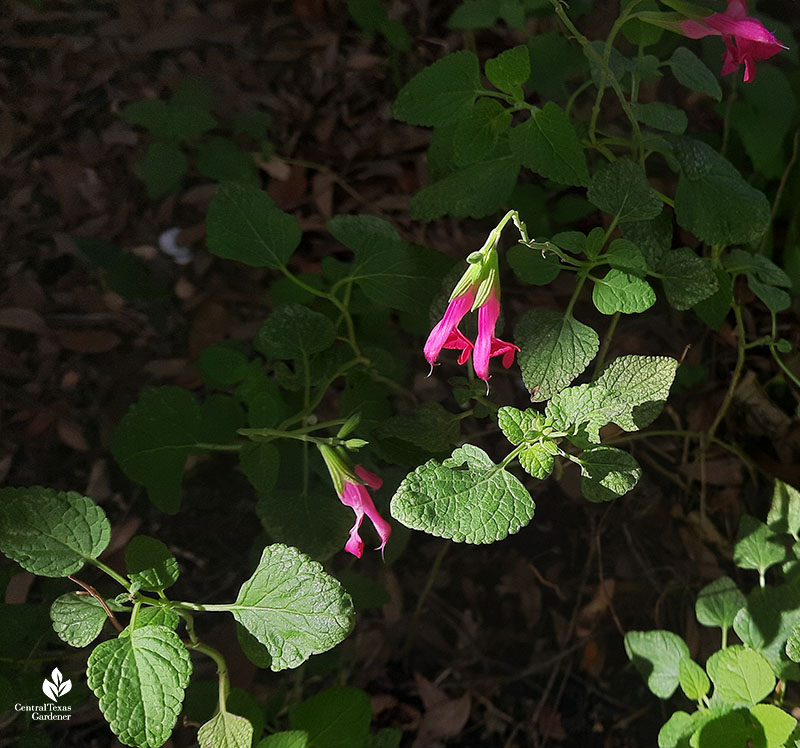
{"left": 447, "top": 0, "right": 500, "bottom": 29}
{"left": 672, "top": 138, "right": 770, "bottom": 246}
{"left": 485, "top": 45, "right": 531, "bottom": 94}
{"left": 546, "top": 383, "right": 622, "bottom": 443}
{"left": 706, "top": 645, "right": 775, "bottom": 705}
{"left": 411, "top": 155, "right": 521, "bottom": 220}
{"left": 658, "top": 248, "right": 718, "bottom": 310}
{"left": 233, "top": 109, "right": 272, "bottom": 139}
{"left": 619, "top": 212, "right": 672, "bottom": 270}
{"left": 257, "top": 732, "right": 309, "bottom": 748}
{"left": 111, "top": 386, "right": 201, "bottom": 513}
{"left": 497, "top": 406, "right": 542, "bottom": 445}
{"left": 595, "top": 354, "right": 679, "bottom": 431}
{"left": 510, "top": 102, "right": 589, "bottom": 186}
{"left": 289, "top": 686, "right": 372, "bottom": 748}
{"left": 50, "top": 593, "right": 114, "bottom": 648}
{"left": 375, "top": 402, "right": 461, "bottom": 461}
{"left": 621, "top": 0, "right": 663, "bottom": 47}
{"left": 515, "top": 309, "right": 599, "bottom": 402}
{"left": 591, "top": 269, "right": 656, "bottom": 314}
{"left": 527, "top": 31, "right": 587, "bottom": 101}
{"left": 200, "top": 394, "right": 246, "bottom": 444}
{"left": 506, "top": 244, "right": 562, "bottom": 285}
{"left": 137, "top": 142, "right": 188, "bottom": 198}
{"left": 587, "top": 158, "right": 662, "bottom": 223}
{"left": 256, "top": 305, "right": 336, "bottom": 360}
{"left": 365, "top": 728, "right": 402, "bottom": 748}
{"left": 624, "top": 629, "right": 690, "bottom": 698}
{"left": 750, "top": 703, "right": 797, "bottom": 748}
{"left": 695, "top": 576, "right": 745, "bottom": 631}
{"left": 125, "top": 536, "right": 180, "bottom": 592}
{"left": 390, "top": 444, "right": 535, "bottom": 544}
{"left": 0, "top": 487, "right": 110, "bottom": 577}
{"left": 786, "top": 625, "right": 800, "bottom": 663}
{"left": 767, "top": 479, "right": 800, "bottom": 539}
{"left": 199, "top": 345, "right": 250, "bottom": 389}
{"left": 198, "top": 711, "right": 254, "bottom": 748}
{"left": 667, "top": 47, "right": 722, "bottom": 101}
{"left": 724, "top": 249, "right": 792, "bottom": 313}
{"left": 257, "top": 489, "right": 353, "bottom": 562}
{"left": 605, "top": 238, "right": 648, "bottom": 273}
{"left": 678, "top": 657, "right": 710, "bottom": 701}
{"left": 632, "top": 102, "right": 687, "bottom": 134}
{"left": 206, "top": 183, "right": 301, "bottom": 269}
{"left": 196, "top": 137, "right": 258, "bottom": 185}
{"left": 733, "top": 515, "right": 786, "bottom": 577}
{"left": 693, "top": 267, "right": 733, "bottom": 329}
{"left": 122, "top": 99, "right": 217, "bottom": 140}
{"left": 87, "top": 625, "right": 192, "bottom": 748}
{"left": 519, "top": 443, "right": 556, "bottom": 480}
{"left": 579, "top": 446, "right": 641, "bottom": 502}
{"left": 658, "top": 711, "right": 694, "bottom": 748}
{"left": 230, "top": 544, "right": 355, "bottom": 671}
{"left": 733, "top": 580, "right": 800, "bottom": 679}
{"left": 240, "top": 442, "right": 280, "bottom": 496}
{"left": 393, "top": 50, "right": 481, "bottom": 126}
{"left": 453, "top": 99, "right": 512, "bottom": 166}
{"left": 134, "top": 606, "right": 180, "bottom": 631}
{"left": 327, "top": 215, "right": 451, "bottom": 311}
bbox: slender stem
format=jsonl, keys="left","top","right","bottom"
{"left": 707, "top": 301, "right": 746, "bottom": 441}
{"left": 565, "top": 79, "right": 593, "bottom": 118}
{"left": 402, "top": 540, "right": 451, "bottom": 654}
{"left": 191, "top": 640, "right": 230, "bottom": 713}
{"left": 279, "top": 265, "right": 330, "bottom": 300}
{"left": 721, "top": 625, "right": 728, "bottom": 650}
{"left": 90, "top": 558, "right": 132, "bottom": 591}
{"left": 720, "top": 80, "right": 737, "bottom": 157}
{"left": 68, "top": 576, "right": 124, "bottom": 632}
{"left": 498, "top": 443, "right": 526, "bottom": 470}
{"left": 770, "top": 346, "right": 800, "bottom": 390}
{"left": 194, "top": 443, "right": 242, "bottom": 452}
{"left": 564, "top": 270, "right": 589, "bottom": 318}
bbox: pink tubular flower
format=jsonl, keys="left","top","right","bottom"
{"left": 424, "top": 248, "right": 518, "bottom": 385}
{"left": 338, "top": 466, "right": 391, "bottom": 559}
{"left": 680, "top": 0, "right": 786, "bottom": 82}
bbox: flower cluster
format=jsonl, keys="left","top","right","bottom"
{"left": 424, "top": 247, "right": 518, "bottom": 385}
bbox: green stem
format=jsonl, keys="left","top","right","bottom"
{"left": 189, "top": 640, "right": 230, "bottom": 714}
{"left": 279, "top": 265, "right": 330, "bottom": 300}
{"left": 770, "top": 346, "right": 800, "bottom": 390}
{"left": 90, "top": 558, "right": 132, "bottom": 591}
{"left": 564, "top": 270, "right": 589, "bottom": 318}
{"left": 760, "top": 128, "right": 800, "bottom": 253}
{"left": 721, "top": 625, "right": 728, "bottom": 650}
{"left": 565, "top": 79, "right": 593, "bottom": 118}
{"left": 194, "top": 443, "right": 242, "bottom": 452}
{"left": 498, "top": 444, "right": 526, "bottom": 470}
{"left": 707, "top": 301, "right": 746, "bottom": 442}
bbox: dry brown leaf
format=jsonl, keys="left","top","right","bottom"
{"left": 0, "top": 307, "right": 49, "bottom": 335}
{"left": 576, "top": 579, "right": 615, "bottom": 637}
{"left": 57, "top": 419, "right": 90, "bottom": 452}
{"left": 414, "top": 673, "right": 471, "bottom": 745}
{"left": 60, "top": 330, "right": 121, "bottom": 353}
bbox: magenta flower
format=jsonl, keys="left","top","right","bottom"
{"left": 424, "top": 249, "right": 518, "bottom": 384}
{"left": 338, "top": 465, "right": 391, "bottom": 559}
{"left": 680, "top": 0, "right": 786, "bottom": 82}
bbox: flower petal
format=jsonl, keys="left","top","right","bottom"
{"left": 473, "top": 291, "right": 500, "bottom": 382}
{"left": 423, "top": 291, "right": 475, "bottom": 365}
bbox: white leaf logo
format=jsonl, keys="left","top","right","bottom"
{"left": 42, "top": 667, "right": 72, "bottom": 702}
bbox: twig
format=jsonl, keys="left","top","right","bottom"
{"left": 68, "top": 575, "right": 123, "bottom": 632}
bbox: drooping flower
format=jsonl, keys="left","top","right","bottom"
{"left": 679, "top": 0, "right": 786, "bottom": 82}
{"left": 424, "top": 247, "right": 519, "bottom": 384}
{"left": 319, "top": 446, "right": 391, "bottom": 559}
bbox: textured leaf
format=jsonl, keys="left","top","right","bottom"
{"left": 518, "top": 443, "right": 556, "bottom": 480}
{"left": 289, "top": 686, "right": 371, "bottom": 748}
{"left": 587, "top": 158, "right": 661, "bottom": 223}
{"left": 733, "top": 515, "right": 785, "bottom": 577}
{"left": 206, "top": 183, "right": 301, "bottom": 268}
{"left": 604, "top": 238, "right": 648, "bottom": 273}
{"left": 390, "top": 444, "right": 535, "bottom": 544}
{"left": 376, "top": 403, "right": 461, "bottom": 458}
{"left": 126, "top": 536, "right": 179, "bottom": 592}
{"left": 668, "top": 47, "right": 722, "bottom": 101}
{"left": 672, "top": 138, "right": 770, "bottom": 245}
{"left": 724, "top": 249, "right": 792, "bottom": 313}
{"left": 87, "top": 624, "right": 192, "bottom": 748}
{"left": 624, "top": 630, "right": 690, "bottom": 698}
{"left": 693, "top": 266, "right": 733, "bottom": 329}
{"left": 678, "top": 658, "right": 710, "bottom": 701}
{"left": 657, "top": 711, "right": 694, "bottom": 748}
{"left": 393, "top": 51, "right": 481, "bottom": 126}
{"left": 767, "top": 479, "right": 800, "bottom": 539}
{"left": 695, "top": 576, "right": 746, "bottom": 630}
{"left": 591, "top": 269, "right": 655, "bottom": 314}
{"left": 510, "top": 102, "right": 589, "bottom": 186}
{"left": 257, "top": 732, "right": 309, "bottom": 748}
{"left": 256, "top": 305, "right": 336, "bottom": 360}
{"left": 579, "top": 446, "right": 641, "bottom": 502}
{"left": 453, "top": 99, "right": 512, "bottom": 166}
{"left": 134, "top": 606, "right": 180, "bottom": 631}
{"left": 619, "top": 212, "right": 673, "bottom": 270}
{"left": 0, "top": 487, "right": 110, "bottom": 577}
{"left": 111, "top": 386, "right": 201, "bottom": 514}
{"left": 595, "top": 355, "right": 678, "bottom": 431}
{"left": 137, "top": 142, "right": 188, "bottom": 198}
{"left": 658, "top": 248, "right": 718, "bottom": 310}
{"left": 447, "top": 0, "right": 500, "bottom": 29}
{"left": 750, "top": 703, "right": 797, "bottom": 748}
{"left": 198, "top": 711, "right": 253, "bottom": 748}
{"left": 546, "top": 383, "right": 623, "bottom": 444}
{"left": 515, "top": 309, "right": 599, "bottom": 402}
{"left": 706, "top": 645, "right": 775, "bottom": 705}
{"left": 230, "top": 545, "right": 354, "bottom": 671}
{"left": 786, "top": 625, "right": 800, "bottom": 663}
{"left": 485, "top": 45, "right": 530, "bottom": 94}
{"left": 327, "top": 215, "right": 450, "bottom": 311}
{"left": 199, "top": 345, "right": 250, "bottom": 389}
{"left": 633, "top": 103, "right": 687, "bottom": 134}
{"left": 497, "top": 406, "right": 542, "bottom": 446}
{"left": 239, "top": 442, "right": 280, "bottom": 497}
{"left": 411, "top": 155, "right": 520, "bottom": 220}
{"left": 50, "top": 593, "right": 115, "bottom": 648}
{"left": 196, "top": 137, "right": 258, "bottom": 185}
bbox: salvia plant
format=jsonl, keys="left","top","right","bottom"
{"left": 1, "top": 0, "right": 798, "bottom": 745}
